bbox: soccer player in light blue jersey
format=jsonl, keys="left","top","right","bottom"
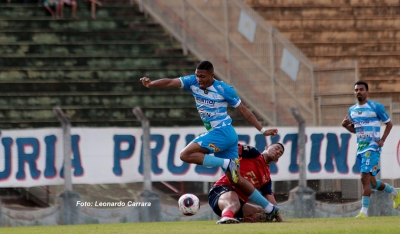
{"left": 342, "top": 80, "right": 400, "bottom": 218}
{"left": 140, "top": 60, "right": 280, "bottom": 218}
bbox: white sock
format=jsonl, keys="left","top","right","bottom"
{"left": 264, "top": 203, "right": 274, "bottom": 213}
{"left": 392, "top": 188, "right": 399, "bottom": 196}
{"left": 222, "top": 159, "right": 230, "bottom": 169}
{"left": 361, "top": 207, "right": 368, "bottom": 215}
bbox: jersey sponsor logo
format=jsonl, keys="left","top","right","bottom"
{"left": 357, "top": 133, "right": 374, "bottom": 139}
{"left": 198, "top": 108, "right": 215, "bottom": 119}
{"left": 202, "top": 121, "right": 212, "bottom": 131}
{"left": 357, "top": 141, "right": 369, "bottom": 151}
{"left": 196, "top": 97, "right": 215, "bottom": 105}
{"left": 353, "top": 120, "right": 371, "bottom": 125}
{"left": 208, "top": 143, "right": 220, "bottom": 152}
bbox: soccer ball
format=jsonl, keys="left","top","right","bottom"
{"left": 178, "top": 193, "right": 200, "bottom": 216}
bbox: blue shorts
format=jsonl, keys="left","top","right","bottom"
{"left": 193, "top": 125, "right": 238, "bottom": 160}
{"left": 356, "top": 150, "right": 380, "bottom": 176}
{"left": 208, "top": 186, "right": 244, "bottom": 218}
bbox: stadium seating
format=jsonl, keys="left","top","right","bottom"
{"left": 0, "top": 0, "right": 206, "bottom": 129}
{"left": 243, "top": 0, "right": 400, "bottom": 123}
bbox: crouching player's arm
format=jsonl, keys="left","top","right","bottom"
{"left": 240, "top": 181, "right": 282, "bottom": 222}
{"left": 264, "top": 191, "right": 282, "bottom": 222}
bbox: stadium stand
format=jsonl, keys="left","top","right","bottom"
{"left": 0, "top": 0, "right": 204, "bottom": 129}
{"left": 243, "top": 0, "right": 400, "bottom": 124}
{"left": 0, "top": 0, "right": 264, "bottom": 208}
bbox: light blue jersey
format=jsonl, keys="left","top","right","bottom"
{"left": 180, "top": 75, "right": 241, "bottom": 131}
{"left": 347, "top": 100, "right": 390, "bottom": 155}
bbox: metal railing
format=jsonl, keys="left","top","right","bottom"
{"left": 135, "top": 0, "right": 358, "bottom": 126}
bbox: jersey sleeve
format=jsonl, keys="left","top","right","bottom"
{"left": 374, "top": 102, "right": 391, "bottom": 123}
{"left": 179, "top": 75, "right": 196, "bottom": 91}
{"left": 218, "top": 84, "right": 241, "bottom": 108}
{"left": 239, "top": 144, "right": 261, "bottom": 159}
{"left": 259, "top": 180, "right": 273, "bottom": 195}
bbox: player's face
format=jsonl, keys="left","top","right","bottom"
{"left": 195, "top": 69, "right": 214, "bottom": 89}
{"left": 354, "top": 84, "right": 368, "bottom": 103}
{"left": 264, "top": 144, "right": 284, "bottom": 163}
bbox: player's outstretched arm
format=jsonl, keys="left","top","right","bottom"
{"left": 140, "top": 77, "right": 182, "bottom": 88}
{"left": 236, "top": 103, "right": 278, "bottom": 136}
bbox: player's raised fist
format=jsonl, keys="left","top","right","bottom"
{"left": 140, "top": 77, "right": 152, "bottom": 88}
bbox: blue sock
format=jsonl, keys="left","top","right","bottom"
{"left": 383, "top": 183, "right": 394, "bottom": 194}
{"left": 202, "top": 154, "right": 224, "bottom": 168}
{"left": 362, "top": 196, "right": 370, "bottom": 208}
{"left": 248, "top": 190, "right": 270, "bottom": 209}
{"left": 371, "top": 180, "right": 381, "bottom": 190}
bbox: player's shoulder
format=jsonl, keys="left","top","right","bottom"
{"left": 213, "top": 79, "right": 234, "bottom": 89}
{"left": 240, "top": 144, "right": 261, "bottom": 158}
{"left": 180, "top": 74, "right": 197, "bottom": 83}
{"left": 212, "top": 79, "right": 237, "bottom": 95}
{"left": 348, "top": 103, "right": 358, "bottom": 111}
{"left": 367, "top": 100, "right": 384, "bottom": 109}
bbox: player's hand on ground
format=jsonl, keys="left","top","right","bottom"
{"left": 275, "top": 214, "right": 283, "bottom": 222}
{"left": 140, "top": 77, "right": 152, "bottom": 88}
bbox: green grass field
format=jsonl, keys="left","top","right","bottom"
{"left": 2, "top": 217, "right": 400, "bottom": 234}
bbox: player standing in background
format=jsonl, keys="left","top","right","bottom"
{"left": 209, "top": 143, "right": 284, "bottom": 224}
{"left": 140, "top": 60, "right": 280, "bottom": 218}
{"left": 341, "top": 80, "right": 400, "bottom": 218}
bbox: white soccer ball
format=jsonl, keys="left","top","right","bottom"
{"left": 178, "top": 193, "right": 200, "bottom": 216}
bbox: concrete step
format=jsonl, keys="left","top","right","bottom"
{"left": 251, "top": 5, "right": 400, "bottom": 18}
{"left": 296, "top": 42, "right": 400, "bottom": 55}
{"left": 0, "top": 67, "right": 194, "bottom": 80}
{"left": 0, "top": 42, "right": 183, "bottom": 56}
{"left": 0, "top": 92, "right": 194, "bottom": 110}
{"left": 362, "top": 78, "right": 400, "bottom": 93}
{"left": 281, "top": 29, "right": 400, "bottom": 41}
{"left": 308, "top": 55, "right": 400, "bottom": 67}
{"left": 0, "top": 105, "right": 197, "bottom": 120}
{"left": 302, "top": 48, "right": 400, "bottom": 57}
{"left": 243, "top": 0, "right": 400, "bottom": 7}
{"left": 0, "top": 55, "right": 198, "bottom": 67}
{"left": 0, "top": 29, "right": 168, "bottom": 43}
{"left": 359, "top": 65, "right": 400, "bottom": 77}
{"left": 267, "top": 17, "right": 400, "bottom": 30}
{"left": 5, "top": 0, "right": 130, "bottom": 4}
{"left": 0, "top": 18, "right": 160, "bottom": 30}
{"left": 0, "top": 80, "right": 146, "bottom": 93}
{"left": 0, "top": 3, "right": 141, "bottom": 18}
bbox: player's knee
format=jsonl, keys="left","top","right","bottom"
{"left": 220, "top": 192, "right": 240, "bottom": 211}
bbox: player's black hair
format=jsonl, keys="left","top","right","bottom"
{"left": 273, "top": 143, "right": 285, "bottom": 152}
{"left": 196, "top": 60, "right": 214, "bottom": 73}
{"left": 354, "top": 80, "right": 369, "bottom": 91}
